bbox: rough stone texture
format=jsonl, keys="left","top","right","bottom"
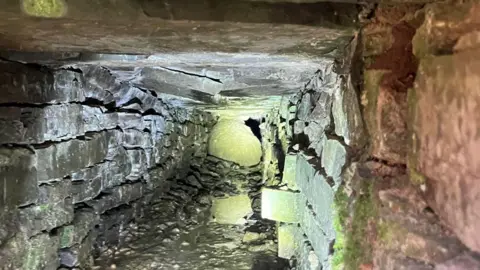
{"left": 410, "top": 49, "right": 480, "bottom": 253}
{"left": 282, "top": 154, "right": 298, "bottom": 190}
{"left": 0, "top": 232, "right": 60, "bottom": 270}
{"left": 35, "top": 132, "right": 109, "bottom": 183}
{"left": 19, "top": 198, "right": 74, "bottom": 237}
{"left": 278, "top": 224, "right": 296, "bottom": 259}
{"left": 58, "top": 209, "right": 98, "bottom": 248}
{"left": 59, "top": 232, "right": 94, "bottom": 268}
{"left": 332, "top": 76, "right": 365, "bottom": 147}
{"left": 0, "top": 10, "right": 353, "bottom": 56}
{"left": 0, "top": 147, "right": 38, "bottom": 208}
{"left": 321, "top": 139, "right": 347, "bottom": 183}
{"left": 435, "top": 254, "right": 480, "bottom": 270}
{"left": 0, "top": 104, "right": 83, "bottom": 144}
{"left": 0, "top": 62, "right": 85, "bottom": 104}
{"left": 363, "top": 69, "right": 409, "bottom": 164}
{"left": 413, "top": 2, "right": 480, "bottom": 58}
{"left": 362, "top": 14, "right": 418, "bottom": 164}
{"left": 86, "top": 183, "right": 144, "bottom": 215}
{"left": 0, "top": 60, "right": 215, "bottom": 269}
{"left": 374, "top": 174, "right": 467, "bottom": 270}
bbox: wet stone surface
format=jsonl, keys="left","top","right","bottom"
{"left": 93, "top": 195, "right": 290, "bottom": 270}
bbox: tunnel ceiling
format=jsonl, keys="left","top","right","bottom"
{"left": 0, "top": 0, "right": 358, "bottom": 116}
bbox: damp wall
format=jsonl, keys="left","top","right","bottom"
{"left": 0, "top": 61, "right": 216, "bottom": 269}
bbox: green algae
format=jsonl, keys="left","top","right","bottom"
{"left": 22, "top": 0, "right": 66, "bottom": 18}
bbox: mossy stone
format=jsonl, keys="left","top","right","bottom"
{"left": 22, "top": 0, "right": 67, "bottom": 18}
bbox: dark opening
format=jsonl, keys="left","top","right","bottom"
{"left": 245, "top": 118, "right": 262, "bottom": 142}
{"left": 275, "top": 134, "right": 286, "bottom": 176}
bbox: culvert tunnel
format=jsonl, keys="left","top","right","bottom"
{"left": 1, "top": 1, "right": 480, "bottom": 270}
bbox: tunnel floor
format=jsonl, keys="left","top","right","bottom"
{"left": 93, "top": 194, "right": 291, "bottom": 270}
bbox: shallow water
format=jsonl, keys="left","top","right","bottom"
{"left": 94, "top": 199, "right": 290, "bottom": 270}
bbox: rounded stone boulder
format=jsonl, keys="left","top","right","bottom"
{"left": 208, "top": 119, "right": 262, "bottom": 167}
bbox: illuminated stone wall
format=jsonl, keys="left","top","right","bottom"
{"left": 0, "top": 61, "right": 216, "bottom": 269}
{"left": 260, "top": 57, "right": 365, "bottom": 270}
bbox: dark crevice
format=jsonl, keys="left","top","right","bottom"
{"left": 160, "top": 66, "right": 223, "bottom": 84}
{"left": 366, "top": 157, "right": 407, "bottom": 168}
{"left": 245, "top": 118, "right": 262, "bottom": 142}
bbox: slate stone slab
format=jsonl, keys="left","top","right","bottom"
{"left": 0, "top": 232, "right": 60, "bottom": 270}
{"left": 296, "top": 173, "right": 335, "bottom": 239}
{"left": 71, "top": 178, "right": 102, "bottom": 204}
{"left": 58, "top": 209, "right": 98, "bottom": 248}
{"left": 0, "top": 147, "right": 38, "bottom": 208}
{"left": 321, "top": 139, "right": 346, "bottom": 182}
{"left": 38, "top": 180, "right": 72, "bottom": 203}
{"left": 59, "top": 232, "right": 94, "bottom": 268}
{"left": 85, "top": 183, "right": 144, "bottom": 214}
{"left": 18, "top": 198, "right": 74, "bottom": 237}
{"left": 0, "top": 104, "right": 83, "bottom": 144}
{"left": 82, "top": 105, "right": 118, "bottom": 132}
{"left": 35, "top": 131, "right": 109, "bottom": 183}
{"left": 0, "top": 62, "right": 85, "bottom": 104}
{"left": 282, "top": 154, "right": 298, "bottom": 190}
{"left": 126, "top": 149, "right": 147, "bottom": 181}
{"left": 123, "top": 129, "right": 153, "bottom": 148}
{"left": 332, "top": 77, "right": 365, "bottom": 148}
{"left": 261, "top": 188, "right": 300, "bottom": 223}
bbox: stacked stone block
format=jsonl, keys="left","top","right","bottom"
{"left": 261, "top": 61, "right": 364, "bottom": 270}
{"left": 0, "top": 61, "right": 215, "bottom": 269}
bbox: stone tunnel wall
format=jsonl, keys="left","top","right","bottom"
{"left": 260, "top": 53, "right": 365, "bottom": 270}
{"left": 0, "top": 61, "right": 216, "bottom": 269}
{"left": 360, "top": 2, "right": 480, "bottom": 269}
{"left": 267, "top": 3, "right": 480, "bottom": 269}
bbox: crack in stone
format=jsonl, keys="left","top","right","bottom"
{"left": 160, "top": 67, "right": 223, "bottom": 84}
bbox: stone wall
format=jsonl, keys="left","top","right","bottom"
{"left": 409, "top": 1, "right": 480, "bottom": 255}
{"left": 358, "top": 3, "right": 480, "bottom": 269}
{"left": 0, "top": 61, "right": 216, "bottom": 269}
{"left": 260, "top": 56, "right": 365, "bottom": 270}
